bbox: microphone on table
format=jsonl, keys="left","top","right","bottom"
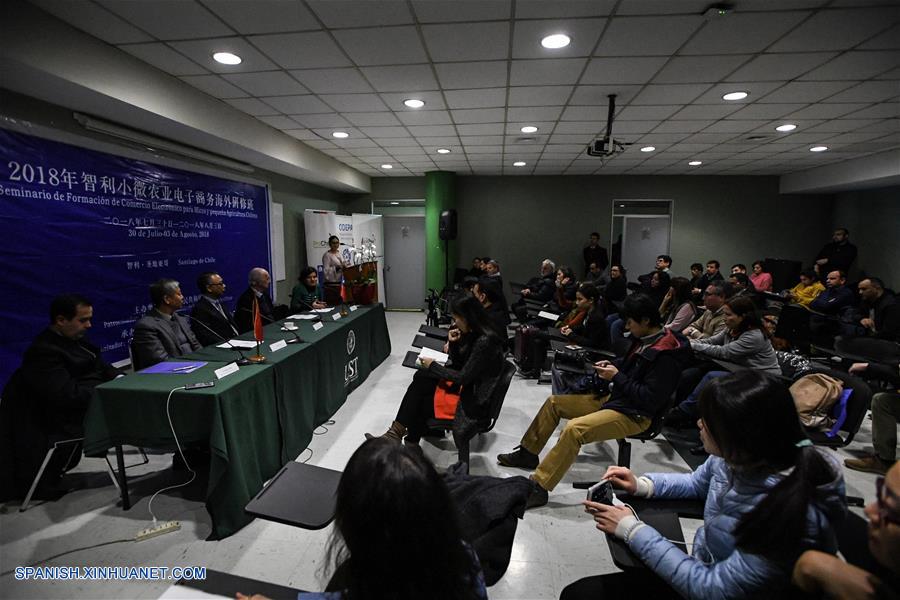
{"left": 185, "top": 314, "right": 253, "bottom": 366}
{"left": 279, "top": 324, "right": 305, "bottom": 344}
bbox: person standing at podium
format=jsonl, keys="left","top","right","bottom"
{"left": 322, "top": 235, "right": 348, "bottom": 306}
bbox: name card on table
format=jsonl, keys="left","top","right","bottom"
{"left": 313, "top": 322, "right": 324, "bottom": 332}
{"left": 269, "top": 339, "right": 288, "bottom": 352}
{"left": 331, "top": 313, "right": 342, "bottom": 321}
{"left": 350, "top": 305, "right": 359, "bottom": 312}
{"left": 214, "top": 362, "right": 240, "bottom": 380}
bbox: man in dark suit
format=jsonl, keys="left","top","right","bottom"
{"left": 190, "top": 271, "right": 239, "bottom": 346}
{"left": 131, "top": 278, "right": 201, "bottom": 370}
{"left": 1, "top": 294, "right": 120, "bottom": 500}
{"left": 235, "top": 267, "right": 275, "bottom": 333}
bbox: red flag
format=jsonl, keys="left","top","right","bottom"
{"left": 252, "top": 296, "right": 264, "bottom": 342}
{"left": 340, "top": 277, "right": 350, "bottom": 303}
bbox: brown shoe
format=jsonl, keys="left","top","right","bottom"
{"left": 844, "top": 455, "right": 890, "bottom": 475}
{"left": 365, "top": 420, "right": 407, "bottom": 443}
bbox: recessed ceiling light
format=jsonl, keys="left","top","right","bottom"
{"left": 810, "top": 145, "right": 828, "bottom": 152}
{"left": 390, "top": 201, "right": 400, "bottom": 205}
{"left": 520, "top": 125, "right": 538, "bottom": 133}
{"left": 332, "top": 131, "right": 349, "bottom": 139}
{"left": 541, "top": 34, "right": 571, "bottom": 49}
{"left": 436, "top": 148, "right": 451, "bottom": 154}
{"left": 776, "top": 123, "right": 797, "bottom": 132}
{"left": 403, "top": 99, "right": 425, "bottom": 108}
{"left": 513, "top": 161, "right": 527, "bottom": 167}
{"left": 722, "top": 91, "right": 748, "bottom": 101}
{"left": 688, "top": 160, "right": 703, "bottom": 166}
{"left": 640, "top": 146, "right": 656, "bottom": 152}
{"left": 212, "top": 52, "right": 242, "bottom": 65}
{"left": 381, "top": 164, "right": 393, "bottom": 169}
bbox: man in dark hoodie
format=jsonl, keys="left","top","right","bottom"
{"left": 497, "top": 294, "right": 691, "bottom": 508}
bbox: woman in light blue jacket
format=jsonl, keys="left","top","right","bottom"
{"left": 563, "top": 371, "right": 846, "bottom": 600}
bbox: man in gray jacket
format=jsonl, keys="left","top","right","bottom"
{"left": 131, "top": 278, "right": 201, "bottom": 370}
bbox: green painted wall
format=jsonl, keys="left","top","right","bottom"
{"left": 425, "top": 171, "right": 457, "bottom": 292}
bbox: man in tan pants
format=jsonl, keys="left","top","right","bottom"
{"left": 498, "top": 294, "right": 691, "bottom": 508}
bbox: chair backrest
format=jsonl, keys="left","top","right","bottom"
{"left": 810, "top": 367, "right": 873, "bottom": 445}
{"left": 482, "top": 360, "right": 517, "bottom": 433}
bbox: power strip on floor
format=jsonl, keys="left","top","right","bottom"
{"left": 135, "top": 520, "right": 181, "bottom": 541}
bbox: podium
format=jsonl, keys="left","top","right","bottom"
{"left": 343, "top": 261, "right": 379, "bottom": 305}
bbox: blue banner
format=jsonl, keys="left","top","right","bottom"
{"left": 0, "top": 128, "right": 270, "bottom": 388}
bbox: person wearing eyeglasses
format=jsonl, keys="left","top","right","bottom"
{"left": 792, "top": 462, "right": 900, "bottom": 599}
{"left": 190, "top": 271, "right": 239, "bottom": 346}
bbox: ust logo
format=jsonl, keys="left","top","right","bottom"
{"left": 346, "top": 330, "right": 356, "bottom": 354}
{"left": 344, "top": 358, "right": 359, "bottom": 385}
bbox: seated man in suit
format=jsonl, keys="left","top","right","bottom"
{"left": 190, "top": 271, "right": 239, "bottom": 346}
{"left": 235, "top": 267, "right": 275, "bottom": 333}
{"left": 131, "top": 278, "right": 201, "bottom": 369}
{"left": 1, "top": 294, "right": 120, "bottom": 500}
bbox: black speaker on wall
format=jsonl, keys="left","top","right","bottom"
{"left": 439, "top": 209, "right": 457, "bottom": 241}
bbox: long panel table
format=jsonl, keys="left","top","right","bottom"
{"left": 83, "top": 304, "right": 391, "bottom": 539}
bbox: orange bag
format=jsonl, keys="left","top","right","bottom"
{"left": 433, "top": 380, "right": 462, "bottom": 420}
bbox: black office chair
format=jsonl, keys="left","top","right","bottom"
{"left": 426, "top": 360, "right": 516, "bottom": 464}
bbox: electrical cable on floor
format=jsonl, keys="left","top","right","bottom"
{"left": 146, "top": 386, "right": 195, "bottom": 526}
{"left": 0, "top": 538, "right": 132, "bottom": 578}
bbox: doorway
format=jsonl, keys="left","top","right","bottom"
{"left": 611, "top": 200, "right": 673, "bottom": 279}
{"left": 383, "top": 215, "right": 426, "bottom": 309}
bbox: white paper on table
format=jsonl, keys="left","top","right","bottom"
{"left": 418, "top": 347, "right": 449, "bottom": 365}
{"left": 538, "top": 310, "right": 560, "bottom": 321}
{"left": 216, "top": 339, "right": 258, "bottom": 349}
{"left": 157, "top": 584, "right": 231, "bottom": 599}
{"left": 313, "top": 308, "right": 333, "bottom": 313}
{"left": 287, "top": 314, "right": 320, "bottom": 320}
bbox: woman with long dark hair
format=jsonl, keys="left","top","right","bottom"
{"left": 551, "top": 282, "right": 611, "bottom": 393}
{"left": 238, "top": 438, "right": 487, "bottom": 600}
{"left": 659, "top": 276, "right": 696, "bottom": 333}
{"left": 367, "top": 296, "right": 505, "bottom": 456}
{"left": 322, "top": 235, "right": 348, "bottom": 305}
{"left": 563, "top": 371, "right": 846, "bottom": 600}
{"left": 290, "top": 266, "right": 327, "bottom": 312}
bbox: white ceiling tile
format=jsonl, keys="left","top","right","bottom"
{"left": 119, "top": 43, "right": 208, "bottom": 76}
{"left": 169, "top": 38, "right": 279, "bottom": 73}
{"left": 549, "top": 134, "right": 592, "bottom": 144}
{"left": 652, "top": 121, "right": 712, "bottom": 133}
{"left": 464, "top": 146, "right": 503, "bottom": 154}
{"left": 553, "top": 121, "right": 606, "bottom": 134}
{"left": 569, "top": 85, "right": 642, "bottom": 106}
{"left": 284, "top": 129, "right": 319, "bottom": 141}
{"left": 508, "top": 106, "right": 564, "bottom": 121}
{"left": 224, "top": 97, "right": 281, "bottom": 116}
{"left": 858, "top": 23, "right": 900, "bottom": 50}
{"left": 223, "top": 71, "right": 308, "bottom": 96}
{"left": 508, "top": 86, "right": 573, "bottom": 106}
{"left": 581, "top": 57, "right": 669, "bottom": 85}
{"left": 289, "top": 68, "right": 374, "bottom": 94}
{"left": 760, "top": 81, "right": 857, "bottom": 103}
{"left": 98, "top": 0, "right": 233, "bottom": 40}
{"left": 411, "top": 0, "right": 511, "bottom": 22}
{"left": 876, "top": 67, "right": 900, "bottom": 80}
{"left": 653, "top": 55, "right": 753, "bottom": 84}
{"left": 262, "top": 95, "right": 333, "bottom": 114}
{"left": 344, "top": 112, "right": 402, "bottom": 126}
{"left": 457, "top": 123, "right": 505, "bottom": 135}
{"left": 418, "top": 136, "right": 462, "bottom": 145}
{"left": 423, "top": 22, "right": 510, "bottom": 62}
{"left": 512, "top": 19, "right": 605, "bottom": 59}
{"left": 380, "top": 91, "right": 447, "bottom": 111}
{"left": 461, "top": 136, "right": 506, "bottom": 145}
{"left": 670, "top": 104, "right": 743, "bottom": 119}
{"left": 726, "top": 52, "right": 838, "bottom": 82}
{"left": 703, "top": 120, "right": 771, "bottom": 133}
{"left": 358, "top": 126, "right": 410, "bottom": 138}
{"left": 385, "top": 146, "right": 426, "bottom": 155}
{"left": 510, "top": 58, "right": 587, "bottom": 86}
{"left": 682, "top": 12, "right": 810, "bottom": 55}
{"left": 407, "top": 125, "right": 459, "bottom": 137}
{"left": 444, "top": 88, "right": 507, "bottom": 109}
{"left": 631, "top": 84, "right": 711, "bottom": 105}
{"left": 396, "top": 110, "right": 453, "bottom": 126}
{"left": 304, "top": 139, "right": 337, "bottom": 149}
{"left": 256, "top": 115, "right": 299, "bottom": 129}
{"left": 200, "top": 0, "right": 319, "bottom": 34}
{"left": 319, "top": 93, "right": 389, "bottom": 112}
{"left": 360, "top": 65, "right": 439, "bottom": 93}
{"left": 615, "top": 0, "right": 714, "bottom": 16}
{"left": 381, "top": 137, "right": 424, "bottom": 147}
{"left": 515, "top": 0, "right": 616, "bottom": 18}
{"left": 609, "top": 121, "right": 660, "bottom": 134}
{"left": 806, "top": 119, "right": 881, "bottom": 133}
{"left": 691, "top": 81, "right": 783, "bottom": 104}
{"left": 596, "top": 16, "right": 702, "bottom": 57}
{"left": 333, "top": 26, "right": 428, "bottom": 66}
{"left": 434, "top": 61, "right": 508, "bottom": 90}
{"left": 333, "top": 137, "right": 379, "bottom": 148}
{"left": 32, "top": 0, "right": 153, "bottom": 43}
{"left": 560, "top": 106, "right": 605, "bottom": 120}
{"left": 770, "top": 7, "right": 900, "bottom": 52}
{"left": 179, "top": 75, "right": 247, "bottom": 99}
{"left": 820, "top": 80, "right": 900, "bottom": 104}
{"left": 800, "top": 51, "right": 900, "bottom": 81}
{"left": 451, "top": 108, "right": 507, "bottom": 123}
{"left": 617, "top": 105, "right": 681, "bottom": 120}
{"left": 842, "top": 103, "right": 900, "bottom": 119}
{"left": 249, "top": 32, "right": 351, "bottom": 70}
{"left": 290, "top": 113, "right": 352, "bottom": 128}
{"left": 725, "top": 103, "right": 807, "bottom": 120}
{"left": 306, "top": 0, "right": 413, "bottom": 28}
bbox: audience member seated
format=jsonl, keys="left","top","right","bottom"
{"left": 563, "top": 371, "right": 846, "bottom": 600}
{"left": 583, "top": 231, "right": 609, "bottom": 278}
{"left": 731, "top": 263, "right": 747, "bottom": 275}
{"left": 549, "top": 265, "right": 578, "bottom": 313}
{"left": 688, "top": 262, "right": 703, "bottom": 293}
{"left": 728, "top": 272, "right": 759, "bottom": 305}
{"left": 367, "top": 296, "right": 504, "bottom": 460}
{"left": 637, "top": 255, "right": 672, "bottom": 289}
{"left": 235, "top": 267, "right": 276, "bottom": 333}
{"left": 814, "top": 227, "right": 857, "bottom": 277}
{"left": 473, "top": 277, "right": 509, "bottom": 338}
{"left": 190, "top": 271, "right": 239, "bottom": 346}
{"left": 1, "top": 294, "right": 120, "bottom": 501}
{"left": 585, "top": 262, "right": 605, "bottom": 285}
{"left": 792, "top": 462, "right": 900, "bottom": 599}
{"left": 131, "top": 278, "right": 201, "bottom": 370}
{"left": 551, "top": 283, "right": 611, "bottom": 394}
{"left": 601, "top": 265, "right": 627, "bottom": 314}
{"left": 290, "top": 266, "right": 328, "bottom": 312}
{"left": 666, "top": 296, "right": 780, "bottom": 430}
{"left": 810, "top": 270, "right": 855, "bottom": 315}
{"left": 512, "top": 259, "right": 556, "bottom": 321}
{"left": 682, "top": 281, "right": 730, "bottom": 340}
{"left": 659, "top": 276, "right": 697, "bottom": 333}
{"left": 787, "top": 269, "right": 825, "bottom": 309}
{"left": 692, "top": 260, "right": 724, "bottom": 298}
{"left": 468, "top": 256, "right": 483, "bottom": 278}
{"left": 844, "top": 361, "right": 899, "bottom": 476}
{"left": 609, "top": 271, "right": 671, "bottom": 351}
{"left": 845, "top": 277, "right": 899, "bottom": 341}
{"left": 496, "top": 294, "right": 690, "bottom": 509}
{"left": 750, "top": 260, "right": 773, "bottom": 292}
{"left": 236, "top": 438, "right": 487, "bottom": 600}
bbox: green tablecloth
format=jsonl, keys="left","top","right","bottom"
{"left": 84, "top": 304, "right": 391, "bottom": 539}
